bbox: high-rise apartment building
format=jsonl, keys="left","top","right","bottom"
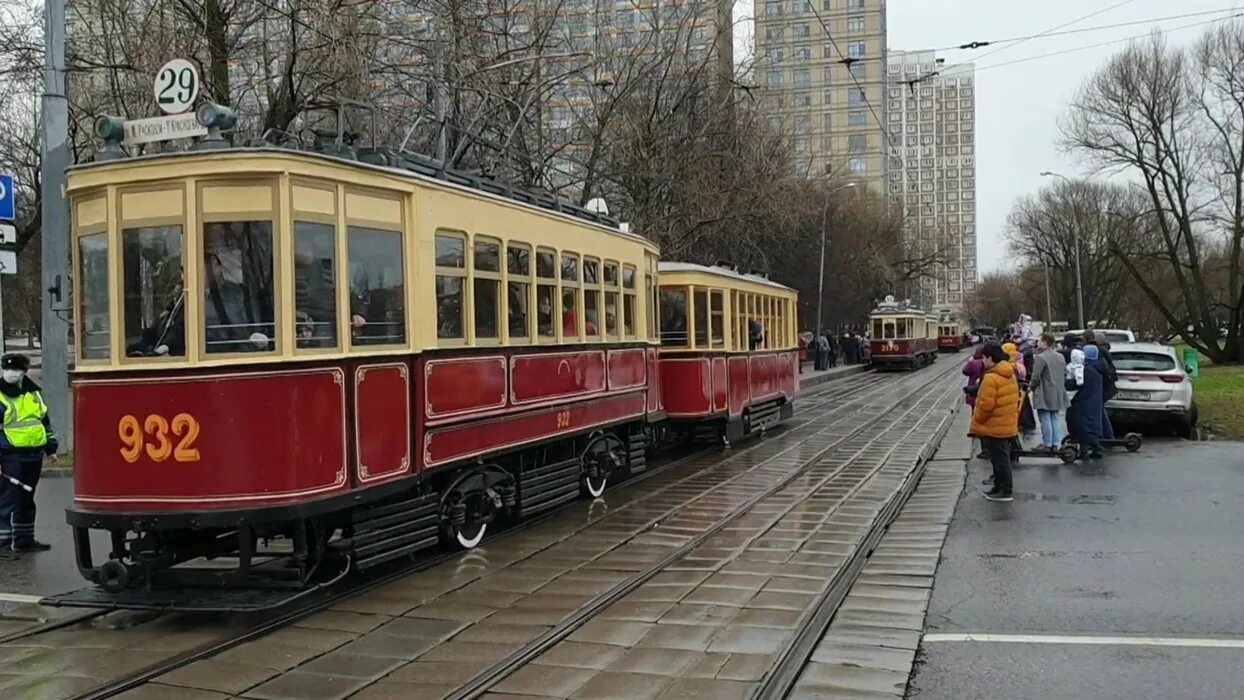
{"left": 884, "top": 50, "right": 977, "bottom": 311}
{"left": 753, "top": 0, "right": 888, "bottom": 190}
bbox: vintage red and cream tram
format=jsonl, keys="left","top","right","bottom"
{"left": 656, "top": 263, "right": 799, "bottom": 446}
{"left": 64, "top": 142, "right": 673, "bottom": 598}
{"left": 868, "top": 297, "right": 938, "bottom": 371}
{"left": 937, "top": 317, "right": 964, "bottom": 352}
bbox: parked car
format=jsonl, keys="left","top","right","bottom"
{"left": 1067, "top": 328, "right": 1136, "bottom": 345}
{"left": 1105, "top": 342, "right": 1198, "bottom": 438}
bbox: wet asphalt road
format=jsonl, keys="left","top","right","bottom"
{"left": 0, "top": 476, "right": 107, "bottom": 600}
{"left": 909, "top": 438, "right": 1244, "bottom": 700}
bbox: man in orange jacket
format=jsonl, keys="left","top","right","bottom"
{"left": 970, "top": 343, "right": 1020, "bottom": 502}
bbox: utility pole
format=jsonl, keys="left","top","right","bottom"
{"left": 1043, "top": 262, "right": 1053, "bottom": 327}
{"left": 41, "top": 0, "right": 71, "bottom": 451}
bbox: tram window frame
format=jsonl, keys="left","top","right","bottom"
{"left": 507, "top": 242, "right": 533, "bottom": 342}
{"left": 120, "top": 223, "right": 187, "bottom": 361}
{"left": 435, "top": 231, "right": 467, "bottom": 343}
{"left": 622, "top": 264, "right": 637, "bottom": 338}
{"left": 583, "top": 256, "right": 602, "bottom": 341}
{"left": 472, "top": 236, "right": 502, "bottom": 344}
{"left": 645, "top": 257, "right": 658, "bottom": 342}
{"left": 604, "top": 260, "right": 621, "bottom": 340}
{"left": 346, "top": 225, "right": 406, "bottom": 348}
{"left": 692, "top": 288, "right": 709, "bottom": 348}
{"left": 200, "top": 219, "right": 277, "bottom": 356}
{"left": 872, "top": 319, "right": 884, "bottom": 338}
{"left": 660, "top": 286, "right": 689, "bottom": 347}
{"left": 561, "top": 251, "right": 582, "bottom": 341}
{"left": 77, "top": 231, "right": 111, "bottom": 361}
{"left": 710, "top": 290, "right": 725, "bottom": 348}
{"left": 536, "top": 247, "right": 557, "bottom": 342}
{"left": 292, "top": 220, "right": 339, "bottom": 352}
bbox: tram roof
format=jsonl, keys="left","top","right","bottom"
{"left": 67, "top": 146, "right": 656, "bottom": 250}
{"left": 657, "top": 262, "right": 797, "bottom": 292}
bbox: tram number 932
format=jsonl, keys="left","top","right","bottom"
{"left": 118, "top": 413, "right": 202, "bottom": 464}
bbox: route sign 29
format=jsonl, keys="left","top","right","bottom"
{"left": 154, "top": 59, "right": 201, "bottom": 115}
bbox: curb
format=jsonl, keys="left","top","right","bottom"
{"left": 798, "top": 363, "right": 869, "bottom": 390}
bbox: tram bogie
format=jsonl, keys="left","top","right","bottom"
{"left": 655, "top": 263, "right": 800, "bottom": 447}
{"left": 868, "top": 297, "right": 938, "bottom": 372}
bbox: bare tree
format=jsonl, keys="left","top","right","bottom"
{"left": 1061, "top": 24, "right": 1244, "bottom": 362}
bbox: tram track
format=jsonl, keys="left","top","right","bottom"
{"left": 445, "top": 359, "right": 963, "bottom": 699}
{"left": 68, "top": 361, "right": 960, "bottom": 700}
{"left": 0, "top": 370, "right": 879, "bottom": 698}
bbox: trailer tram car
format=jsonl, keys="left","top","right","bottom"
{"left": 868, "top": 297, "right": 938, "bottom": 371}
{"left": 656, "top": 263, "right": 799, "bottom": 446}
{"left": 64, "top": 143, "right": 669, "bottom": 603}
{"left": 937, "top": 318, "right": 964, "bottom": 353}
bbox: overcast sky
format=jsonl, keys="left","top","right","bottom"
{"left": 736, "top": 0, "right": 1243, "bottom": 274}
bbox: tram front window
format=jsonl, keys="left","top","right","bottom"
{"left": 123, "top": 225, "right": 185, "bottom": 358}
{"left": 294, "top": 222, "right": 337, "bottom": 349}
{"left": 78, "top": 233, "right": 110, "bottom": 360}
{"left": 883, "top": 321, "right": 897, "bottom": 339}
{"left": 203, "top": 221, "right": 275, "bottom": 354}
{"left": 659, "top": 288, "right": 688, "bottom": 346}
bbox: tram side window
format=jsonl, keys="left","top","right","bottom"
{"left": 349, "top": 226, "right": 406, "bottom": 346}
{"left": 536, "top": 247, "right": 556, "bottom": 340}
{"left": 474, "top": 237, "right": 501, "bottom": 341}
{"left": 604, "top": 261, "right": 619, "bottom": 339}
{"left": 561, "top": 253, "right": 581, "bottom": 340}
{"left": 202, "top": 221, "right": 275, "bottom": 354}
{"left": 123, "top": 226, "right": 185, "bottom": 358}
{"left": 660, "top": 288, "right": 688, "bottom": 346}
{"left": 435, "top": 233, "right": 466, "bottom": 340}
{"left": 294, "top": 222, "right": 337, "bottom": 349}
{"left": 710, "top": 290, "right": 725, "bottom": 348}
{"left": 583, "top": 257, "right": 601, "bottom": 340}
{"left": 78, "top": 233, "right": 110, "bottom": 359}
{"left": 508, "top": 243, "right": 531, "bottom": 340}
{"left": 622, "top": 264, "right": 636, "bottom": 337}
{"left": 693, "top": 289, "right": 709, "bottom": 347}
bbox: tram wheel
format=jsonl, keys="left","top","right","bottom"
{"left": 581, "top": 432, "right": 625, "bottom": 500}
{"left": 453, "top": 521, "right": 487, "bottom": 549}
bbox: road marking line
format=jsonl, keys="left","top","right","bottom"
{"left": 923, "top": 633, "right": 1244, "bottom": 649}
{"left": 0, "top": 593, "right": 44, "bottom": 604}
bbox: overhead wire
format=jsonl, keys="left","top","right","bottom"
{"left": 803, "top": 1, "right": 901, "bottom": 154}
{"left": 974, "top": 11, "right": 1244, "bottom": 73}
{"left": 916, "top": 6, "right": 1244, "bottom": 54}
{"left": 966, "top": 0, "right": 1139, "bottom": 65}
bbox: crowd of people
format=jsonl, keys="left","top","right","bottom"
{"left": 800, "top": 331, "right": 869, "bottom": 372}
{"left": 964, "top": 315, "right": 1119, "bottom": 502}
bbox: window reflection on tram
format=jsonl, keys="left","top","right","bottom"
{"left": 123, "top": 225, "right": 185, "bottom": 358}
{"left": 294, "top": 221, "right": 337, "bottom": 349}
{"left": 78, "top": 233, "right": 110, "bottom": 359}
{"left": 660, "top": 288, "right": 688, "bottom": 346}
{"left": 202, "top": 220, "right": 275, "bottom": 354}
{"left": 348, "top": 226, "right": 405, "bottom": 346}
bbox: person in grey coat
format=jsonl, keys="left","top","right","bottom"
{"left": 1029, "top": 332, "right": 1070, "bottom": 451}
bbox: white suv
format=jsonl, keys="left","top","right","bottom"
{"left": 1105, "top": 342, "right": 1198, "bottom": 438}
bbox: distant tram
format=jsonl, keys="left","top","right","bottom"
{"left": 937, "top": 315, "right": 966, "bottom": 353}
{"left": 656, "top": 263, "right": 799, "bottom": 446}
{"left": 869, "top": 297, "right": 938, "bottom": 371}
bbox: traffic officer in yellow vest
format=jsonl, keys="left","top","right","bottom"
{"left": 0, "top": 353, "right": 57, "bottom": 553}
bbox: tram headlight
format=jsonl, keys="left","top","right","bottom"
{"left": 92, "top": 115, "right": 127, "bottom": 161}
{"left": 195, "top": 102, "right": 237, "bottom": 131}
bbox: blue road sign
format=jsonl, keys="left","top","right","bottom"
{"left": 0, "top": 173, "right": 14, "bottom": 221}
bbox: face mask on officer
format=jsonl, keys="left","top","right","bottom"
{"left": 2, "top": 369, "right": 24, "bottom": 385}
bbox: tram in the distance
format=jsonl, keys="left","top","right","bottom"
{"left": 868, "top": 296, "right": 938, "bottom": 371}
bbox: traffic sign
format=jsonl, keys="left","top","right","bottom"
{"left": 123, "top": 113, "right": 208, "bottom": 146}
{"left": 0, "top": 223, "right": 14, "bottom": 245}
{"left": 0, "top": 249, "right": 16, "bottom": 275}
{"left": 0, "top": 173, "right": 13, "bottom": 221}
{"left": 154, "top": 58, "right": 200, "bottom": 115}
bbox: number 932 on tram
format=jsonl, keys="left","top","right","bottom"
{"left": 60, "top": 141, "right": 668, "bottom": 609}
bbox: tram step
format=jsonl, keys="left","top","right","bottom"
{"left": 350, "top": 495, "right": 441, "bottom": 571}
{"left": 627, "top": 432, "right": 647, "bottom": 474}
{"left": 519, "top": 457, "right": 581, "bottom": 516}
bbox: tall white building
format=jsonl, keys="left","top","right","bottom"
{"left": 884, "top": 50, "right": 977, "bottom": 312}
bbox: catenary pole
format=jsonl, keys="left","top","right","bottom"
{"left": 41, "top": 0, "right": 72, "bottom": 451}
